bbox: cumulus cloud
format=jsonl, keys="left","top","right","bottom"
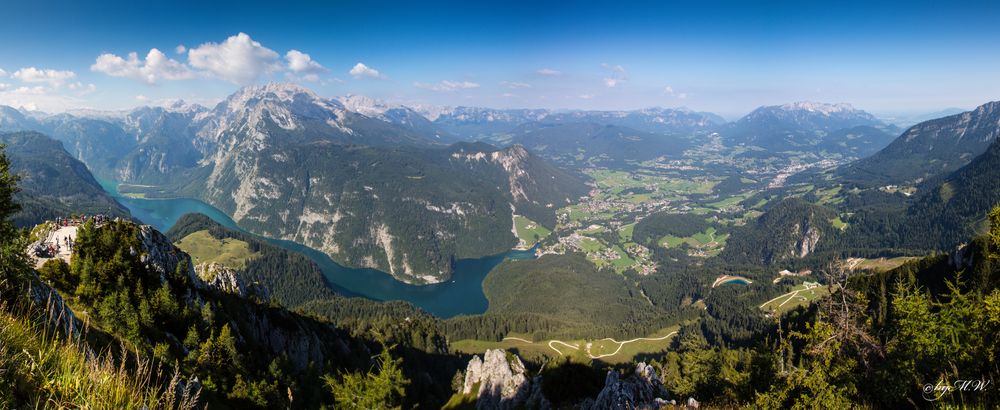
{"left": 91, "top": 33, "right": 337, "bottom": 86}
{"left": 537, "top": 68, "right": 561, "bottom": 76}
{"left": 91, "top": 48, "right": 194, "bottom": 84}
{"left": 349, "top": 62, "right": 386, "bottom": 80}
{"left": 188, "top": 32, "right": 282, "bottom": 84}
{"left": 0, "top": 69, "right": 6, "bottom": 78}
{"left": 413, "top": 80, "right": 480, "bottom": 92}
{"left": 602, "top": 64, "right": 628, "bottom": 88}
{"left": 286, "top": 50, "right": 328, "bottom": 82}
{"left": 13, "top": 67, "right": 76, "bottom": 87}
{"left": 500, "top": 81, "right": 531, "bottom": 89}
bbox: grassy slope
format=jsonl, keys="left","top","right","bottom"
{"left": 174, "top": 229, "right": 259, "bottom": 268}
{"left": 513, "top": 215, "right": 551, "bottom": 245}
{"left": 0, "top": 307, "right": 195, "bottom": 408}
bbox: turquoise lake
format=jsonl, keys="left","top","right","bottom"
{"left": 98, "top": 180, "right": 535, "bottom": 318}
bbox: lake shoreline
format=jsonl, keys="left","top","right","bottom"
{"left": 97, "top": 178, "right": 535, "bottom": 318}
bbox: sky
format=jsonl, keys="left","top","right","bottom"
{"left": 1, "top": 0, "right": 999, "bottom": 118}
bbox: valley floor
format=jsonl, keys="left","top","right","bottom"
{"left": 450, "top": 326, "right": 679, "bottom": 365}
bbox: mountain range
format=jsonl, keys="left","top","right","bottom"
{"left": 722, "top": 101, "right": 900, "bottom": 156}
{"left": 2, "top": 83, "right": 976, "bottom": 285}
{"left": 838, "top": 100, "right": 1000, "bottom": 186}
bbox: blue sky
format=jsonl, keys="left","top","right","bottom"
{"left": 1, "top": 0, "right": 999, "bottom": 117}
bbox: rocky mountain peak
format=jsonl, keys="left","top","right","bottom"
{"left": 194, "top": 262, "right": 269, "bottom": 300}
{"left": 779, "top": 101, "right": 858, "bottom": 115}
{"left": 337, "top": 94, "right": 395, "bottom": 117}
{"left": 585, "top": 362, "right": 672, "bottom": 409}
{"left": 461, "top": 349, "right": 548, "bottom": 409}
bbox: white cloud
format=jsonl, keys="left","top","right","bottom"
{"left": 663, "top": 85, "right": 687, "bottom": 99}
{"left": 136, "top": 94, "right": 149, "bottom": 102}
{"left": 601, "top": 64, "right": 628, "bottom": 88}
{"left": 578, "top": 94, "right": 594, "bottom": 99}
{"left": 12, "top": 67, "right": 76, "bottom": 87}
{"left": 67, "top": 82, "right": 97, "bottom": 95}
{"left": 500, "top": 81, "right": 531, "bottom": 89}
{"left": 92, "top": 33, "right": 333, "bottom": 86}
{"left": 0, "top": 84, "right": 81, "bottom": 112}
{"left": 414, "top": 80, "right": 481, "bottom": 92}
{"left": 188, "top": 32, "right": 282, "bottom": 84}
{"left": 349, "top": 62, "right": 386, "bottom": 80}
{"left": 537, "top": 68, "right": 561, "bottom": 76}
{"left": 91, "top": 48, "right": 194, "bottom": 84}
{"left": 0, "top": 69, "right": 6, "bottom": 78}
{"left": 286, "top": 50, "right": 327, "bottom": 82}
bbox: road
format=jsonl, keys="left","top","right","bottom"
{"left": 759, "top": 282, "right": 821, "bottom": 309}
{"left": 502, "top": 331, "right": 678, "bottom": 359}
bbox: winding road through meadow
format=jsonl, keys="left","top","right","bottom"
{"left": 503, "top": 331, "right": 678, "bottom": 359}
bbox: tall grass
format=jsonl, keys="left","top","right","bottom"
{"left": 0, "top": 300, "right": 200, "bottom": 409}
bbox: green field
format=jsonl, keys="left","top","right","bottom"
{"left": 707, "top": 192, "right": 752, "bottom": 210}
{"left": 174, "top": 230, "right": 259, "bottom": 268}
{"left": 830, "top": 216, "right": 848, "bottom": 230}
{"left": 759, "top": 282, "right": 829, "bottom": 314}
{"left": 657, "top": 227, "right": 728, "bottom": 256}
{"left": 513, "top": 215, "right": 551, "bottom": 245}
{"left": 848, "top": 256, "right": 919, "bottom": 272}
{"left": 578, "top": 224, "right": 608, "bottom": 235}
{"left": 618, "top": 223, "right": 636, "bottom": 241}
{"left": 607, "top": 245, "right": 635, "bottom": 271}
{"left": 814, "top": 186, "right": 844, "bottom": 205}
{"left": 450, "top": 326, "right": 679, "bottom": 365}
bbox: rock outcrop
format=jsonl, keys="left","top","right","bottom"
{"left": 585, "top": 362, "right": 670, "bottom": 409}
{"left": 195, "top": 262, "right": 270, "bottom": 300}
{"left": 462, "top": 349, "right": 537, "bottom": 410}
{"left": 793, "top": 220, "right": 821, "bottom": 258}
{"left": 136, "top": 224, "right": 202, "bottom": 287}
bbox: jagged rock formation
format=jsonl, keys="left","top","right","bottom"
{"left": 462, "top": 349, "right": 544, "bottom": 410}
{"left": 793, "top": 220, "right": 821, "bottom": 258}
{"left": 134, "top": 224, "right": 202, "bottom": 287}
{"left": 585, "top": 362, "right": 671, "bottom": 409}
{"left": 194, "top": 262, "right": 270, "bottom": 300}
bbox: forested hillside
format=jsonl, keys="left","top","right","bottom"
{"left": 654, "top": 206, "right": 1000, "bottom": 408}
{"left": 0, "top": 131, "right": 128, "bottom": 227}
{"left": 838, "top": 101, "right": 1000, "bottom": 186}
